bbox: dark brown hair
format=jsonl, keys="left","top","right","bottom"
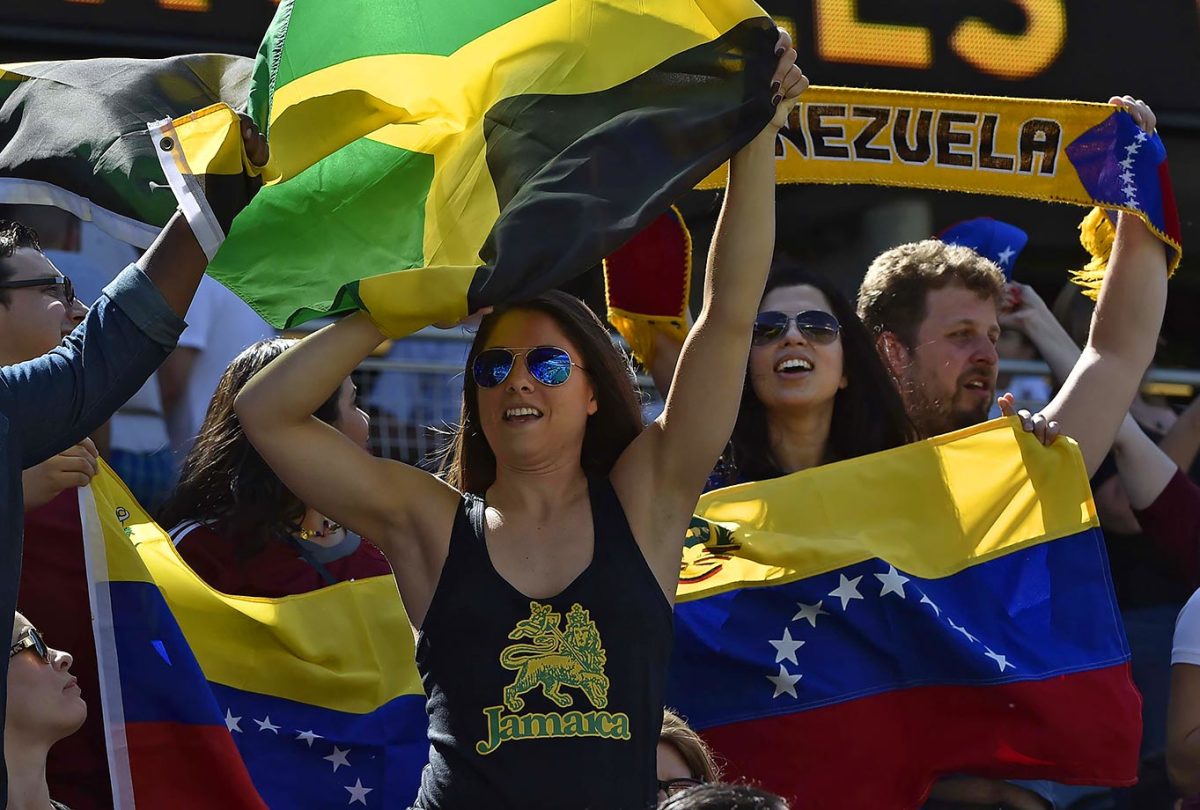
{"left": 439, "top": 291, "right": 643, "bottom": 494}
{"left": 661, "top": 708, "right": 721, "bottom": 783}
{"left": 159, "top": 338, "right": 342, "bottom": 559}
{"left": 856, "top": 239, "right": 1005, "bottom": 348}
{"left": 660, "top": 784, "right": 789, "bottom": 810}
{"left": 727, "top": 263, "right": 916, "bottom": 483}
{"left": 0, "top": 220, "right": 42, "bottom": 306}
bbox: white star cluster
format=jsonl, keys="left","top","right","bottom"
{"left": 763, "top": 562, "right": 1016, "bottom": 700}
{"left": 221, "top": 705, "right": 378, "bottom": 804}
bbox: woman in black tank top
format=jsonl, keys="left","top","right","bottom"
{"left": 235, "top": 38, "right": 807, "bottom": 810}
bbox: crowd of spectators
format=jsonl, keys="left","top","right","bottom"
{"left": 1, "top": 73, "right": 1197, "bottom": 810}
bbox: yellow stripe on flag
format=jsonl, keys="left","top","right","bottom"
{"left": 88, "top": 461, "right": 423, "bottom": 715}
{"left": 679, "top": 417, "right": 1097, "bottom": 601}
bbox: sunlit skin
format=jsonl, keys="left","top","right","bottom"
{"left": 475, "top": 310, "right": 598, "bottom": 478}
{"left": 747, "top": 284, "right": 846, "bottom": 473}
{"left": 886, "top": 282, "right": 1000, "bottom": 437}
{"left": 656, "top": 740, "right": 694, "bottom": 805}
{"left": 296, "top": 376, "right": 371, "bottom": 545}
{"left": 0, "top": 248, "right": 87, "bottom": 365}
{"left": 334, "top": 377, "right": 371, "bottom": 451}
{"left": 6, "top": 613, "right": 86, "bottom": 810}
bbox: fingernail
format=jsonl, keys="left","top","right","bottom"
{"left": 775, "top": 47, "right": 785, "bottom": 58}
{"left": 770, "top": 80, "right": 781, "bottom": 94}
{"left": 771, "top": 93, "right": 782, "bottom": 106}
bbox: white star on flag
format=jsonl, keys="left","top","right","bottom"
{"left": 996, "top": 246, "right": 1015, "bottom": 266}
{"left": 948, "top": 618, "right": 978, "bottom": 644}
{"left": 254, "top": 716, "right": 281, "bottom": 734}
{"left": 1119, "top": 156, "right": 1135, "bottom": 169}
{"left": 768, "top": 627, "right": 805, "bottom": 664}
{"left": 828, "top": 574, "right": 864, "bottom": 610}
{"left": 792, "top": 600, "right": 827, "bottom": 628}
{"left": 296, "top": 729, "right": 323, "bottom": 747}
{"left": 766, "top": 664, "right": 802, "bottom": 699}
{"left": 224, "top": 709, "right": 242, "bottom": 733}
{"left": 325, "top": 746, "right": 352, "bottom": 772}
{"left": 919, "top": 595, "right": 941, "bottom": 616}
{"left": 345, "top": 778, "right": 374, "bottom": 805}
{"left": 874, "top": 565, "right": 909, "bottom": 598}
{"left": 985, "top": 648, "right": 1013, "bottom": 672}
{"left": 1135, "top": 129, "right": 1149, "bottom": 143}
{"left": 1120, "top": 170, "right": 1135, "bottom": 184}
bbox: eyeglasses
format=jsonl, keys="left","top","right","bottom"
{"left": 0, "top": 275, "right": 75, "bottom": 305}
{"left": 657, "top": 777, "right": 704, "bottom": 797}
{"left": 472, "top": 346, "right": 584, "bottom": 389}
{"left": 752, "top": 310, "right": 841, "bottom": 347}
{"left": 9, "top": 627, "right": 50, "bottom": 665}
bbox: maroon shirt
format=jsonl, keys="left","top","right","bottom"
{"left": 19, "top": 488, "right": 111, "bottom": 810}
{"left": 171, "top": 522, "right": 392, "bottom": 598}
{"left": 1134, "top": 469, "right": 1200, "bottom": 589}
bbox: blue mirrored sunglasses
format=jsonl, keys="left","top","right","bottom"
{"left": 472, "top": 346, "right": 584, "bottom": 388}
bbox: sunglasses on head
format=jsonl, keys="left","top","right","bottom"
{"left": 10, "top": 626, "right": 50, "bottom": 664}
{"left": 472, "top": 346, "right": 584, "bottom": 389}
{"left": 752, "top": 310, "right": 841, "bottom": 347}
{"left": 0, "top": 275, "right": 75, "bottom": 305}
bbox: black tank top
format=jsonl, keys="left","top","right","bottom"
{"left": 412, "top": 476, "right": 674, "bottom": 810}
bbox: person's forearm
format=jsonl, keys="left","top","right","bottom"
{"left": 136, "top": 211, "right": 208, "bottom": 320}
{"left": 702, "top": 128, "right": 777, "bottom": 327}
{"left": 1170, "top": 730, "right": 1200, "bottom": 796}
{"left": 647, "top": 332, "right": 683, "bottom": 399}
{"left": 1114, "top": 414, "right": 1178, "bottom": 508}
{"left": 235, "top": 311, "right": 383, "bottom": 428}
{"left": 1088, "top": 213, "right": 1168, "bottom": 369}
{"left": 1161, "top": 396, "right": 1200, "bottom": 471}
{"left": 1020, "top": 310, "right": 1082, "bottom": 384}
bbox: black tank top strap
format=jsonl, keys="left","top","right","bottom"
{"left": 585, "top": 475, "right": 669, "bottom": 610}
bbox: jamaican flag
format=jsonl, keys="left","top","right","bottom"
{"left": 1, "top": 1, "right": 777, "bottom": 335}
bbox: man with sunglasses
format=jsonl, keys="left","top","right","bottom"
{"left": 0, "top": 118, "right": 269, "bottom": 800}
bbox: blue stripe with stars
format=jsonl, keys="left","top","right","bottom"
{"left": 666, "top": 527, "right": 1128, "bottom": 731}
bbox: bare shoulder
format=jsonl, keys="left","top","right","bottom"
{"left": 371, "top": 457, "right": 462, "bottom": 561}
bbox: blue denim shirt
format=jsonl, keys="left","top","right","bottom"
{"left": 0, "top": 263, "right": 184, "bottom": 792}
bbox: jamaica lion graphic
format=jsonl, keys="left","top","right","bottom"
{"left": 476, "top": 601, "right": 630, "bottom": 755}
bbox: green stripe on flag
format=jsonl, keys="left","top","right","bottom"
{"left": 272, "top": 0, "right": 553, "bottom": 90}
{"left": 209, "top": 137, "right": 433, "bottom": 328}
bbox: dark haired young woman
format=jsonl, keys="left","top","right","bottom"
{"left": 233, "top": 37, "right": 807, "bottom": 810}
{"left": 160, "top": 339, "right": 390, "bottom": 597}
{"left": 712, "top": 262, "right": 917, "bottom": 485}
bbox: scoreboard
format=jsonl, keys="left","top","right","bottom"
{"left": 2, "top": 0, "right": 1199, "bottom": 120}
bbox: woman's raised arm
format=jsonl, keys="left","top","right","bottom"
{"left": 235, "top": 312, "right": 459, "bottom": 564}
{"left": 615, "top": 32, "right": 807, "bottom": 582}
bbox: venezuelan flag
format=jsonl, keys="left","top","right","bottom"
{"left": 150, "top": 0, "right": 776, "bottom": 334}
{"left": 80, "top": 463, "right": 426, "bottom": 808}
{"left": 666, "top": 418, "right": 1140, "bottom": 809}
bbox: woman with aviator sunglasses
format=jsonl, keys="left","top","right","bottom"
{"left": 234, "top": 33, "right": 807, "bottom": 810}
{"left": 7, "top": 613, "right": 85, "bottom": 810}
{"left": 714, "top": 262, "right": 916, "bottom": 486}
